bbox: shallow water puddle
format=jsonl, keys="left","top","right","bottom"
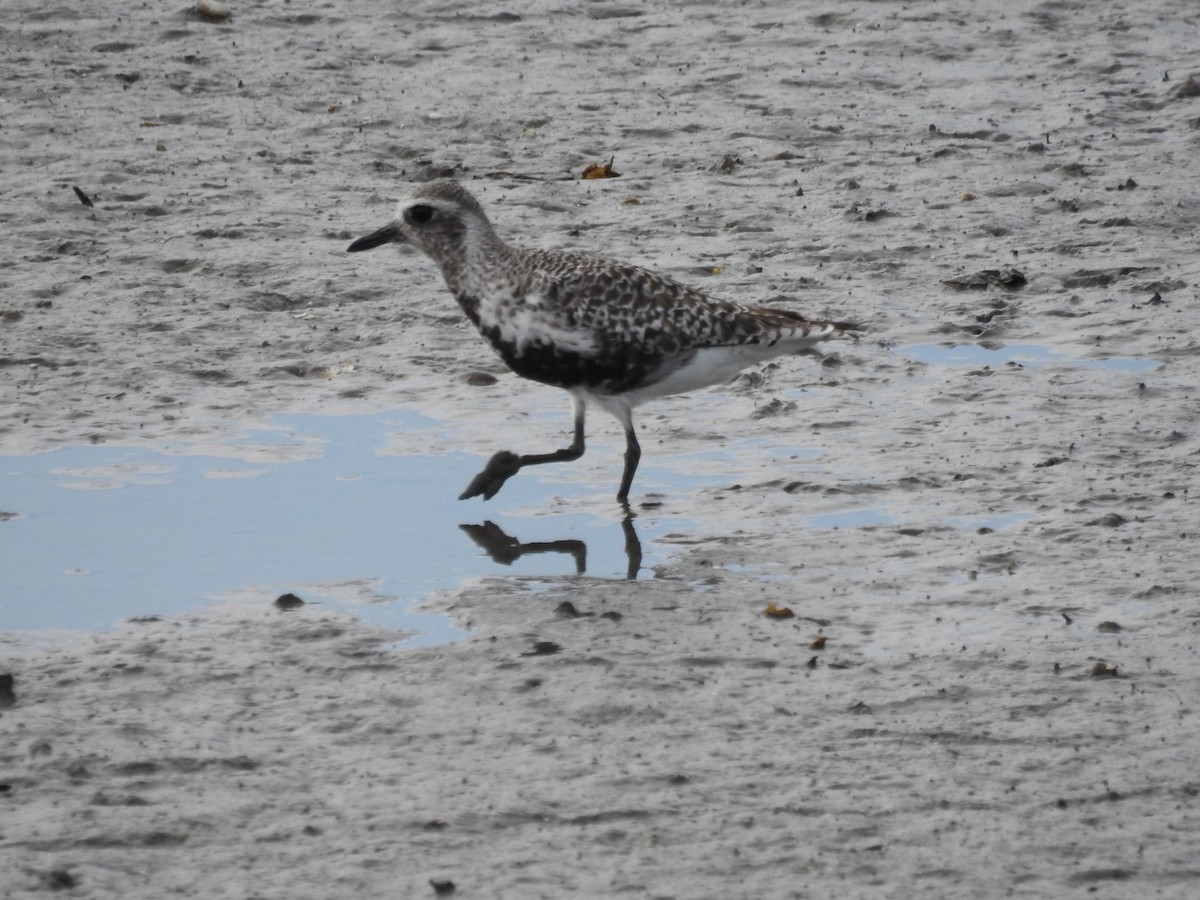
{"left": 0, "top": 411, "right": 689, "bottom": 639}
{"left": 901, "top": 342, "right": 1160, "bottom": 373}
{"left": 800, "top": 507, "right": 899, "bottom": 529}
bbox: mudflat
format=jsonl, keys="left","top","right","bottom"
{"left": 2, "top": 1, "right": 1199, "bottom": 897}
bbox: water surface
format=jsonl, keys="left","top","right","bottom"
{"left": 0, "top": 411, "right": 683, "bottom": 642}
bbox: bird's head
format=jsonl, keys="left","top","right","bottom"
{"left": 347, "top": 179, "right": 497, "bottom": 267}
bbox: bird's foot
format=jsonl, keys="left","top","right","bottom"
{"left": 459, "top": 451, "right": 522, "bottom": 501}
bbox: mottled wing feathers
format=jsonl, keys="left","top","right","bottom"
{"left": 522, "top": 249, "right": 848, "bottom": 357}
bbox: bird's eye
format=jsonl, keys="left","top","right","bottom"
{"left": 408, "top": 204, "right": 434, "bottom": 224}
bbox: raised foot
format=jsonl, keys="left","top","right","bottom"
{"left": 459, "top": 450, "right": 522, "bottom": 501}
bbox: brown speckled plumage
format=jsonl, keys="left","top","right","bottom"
{"left": 348, "top": 179, "right": 859, "bottom": 503}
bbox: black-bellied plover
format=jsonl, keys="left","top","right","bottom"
{"left": 348, "top": 180, "right": 858, "bottom": 504}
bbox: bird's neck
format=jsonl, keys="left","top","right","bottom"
{"left": 441, "top": 226, "right": 512, "bottom": 295}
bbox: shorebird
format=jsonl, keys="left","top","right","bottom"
{"left": 348, "top": 180, "right": 858, "bottom": 504}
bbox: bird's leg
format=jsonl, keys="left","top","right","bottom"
{"left": 616, "top": 423, "right": 641, "bottom": 503}
{"left": 459, "top": 397, "right": 587, "bottom": 501}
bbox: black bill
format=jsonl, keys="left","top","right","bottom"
{"left": 347, "top": 223, "right": 401, "bottom": 253}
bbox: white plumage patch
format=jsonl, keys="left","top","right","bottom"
{"left": 483, "top": 289, "right": 600, "bottom": 359}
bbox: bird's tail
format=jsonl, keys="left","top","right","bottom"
{"left": 815, "top": 318, "right": 865, "bottom": 341}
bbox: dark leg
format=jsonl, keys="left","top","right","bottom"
{"left": 459, "top": 397, "right": 586, "bottom": 501}
{"left": 616, "top": 423, "right": 641, "bottom": 503}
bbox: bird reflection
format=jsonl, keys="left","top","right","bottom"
{"left": 460, "top": 514, "right": 642, "bottom": 580}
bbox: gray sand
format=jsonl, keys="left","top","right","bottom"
{"left": 3, "top": 0, "right": 1200, "bottom": 897}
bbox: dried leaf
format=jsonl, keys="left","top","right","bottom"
{"left": 195, "top": 0, "right": 232, "bottom": 22}
{"left": 581, "top": 156, "right": 620, "bottom": 180}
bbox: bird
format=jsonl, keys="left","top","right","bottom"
{"left": 347, "top": 180, "right": 858, "bottom": 505}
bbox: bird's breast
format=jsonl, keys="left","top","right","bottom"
{"left": 455, "top": 290, "right": 663, "bottom": 393}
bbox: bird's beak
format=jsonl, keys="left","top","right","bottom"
{"left": 347, "top": 223, "right": 402, "bottom": 253}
